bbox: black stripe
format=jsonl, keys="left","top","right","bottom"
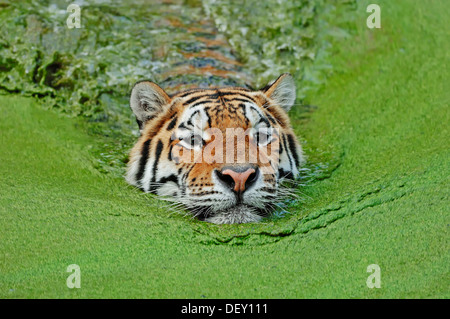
{"left": 187, "top": 110, "right": 200, "bottom": 127}
{"left": 249, "top": 104, "right": 265, "bottom": 117}
{"left": 266, "top": 113, "right": 278, "bottom": 125}
{"left": 278, "top": 168, "right": 293, "bottom": 179}
{"left": 189, "top": 100, "right": 217, "bottom": 109}
{"left": 183, "top": 164, "right": 196, "bottom": 183}
{"left": 219, "top": 92, "right": 257, "bottom": 103}
{"left": 136, "top": 118, "right": 143, "bottom": 131}
{"left": 205, "top": 111, "right": 212, "bottom": 128}
{"left": 281, "top": 133, "right": 293, "bottom": 170}
{"left": 177, "top": 89, "right": 203, "bottom": 98}
{"left": 287, "top": 134, "right": 300, "bottom": 167}
{"left": 136, "top": 139, "right": 151, "bottom": 187}
{"left": 227, "top": 97, "right": 255, "bottom": 104}
{"left": 168, "top": 144, "right": 174, "bottom": 161}
{"left": 166, "top": 116, "right": 178, "bottom": 131}
{"left": 159, "top": 174, "right": 179, "bottom": 186}
{"left": 257, "top": 116, "right": 270, "bottom": 127}
{"left": 185, "top": 94, "right": 219, "bottom": 105}
{"left": 278, "top": 135, "right": 284, "bottom": 155}
{"left": 185, "top": 95, "right": 206, "bottom": 105}
{"left": 204, "top": 93, "right": 219, "bottom": 100}
{"left": 239, "top": 103, "right": 248, "bottom": 123}
{"left": 149, "top": 140, "right": 164, "bottom": 192}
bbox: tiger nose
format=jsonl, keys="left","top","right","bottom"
{"left": 215, "top": 166, "right": 259, "bottom": 194}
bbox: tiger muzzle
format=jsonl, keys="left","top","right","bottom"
{"left": 215, "top": 165, "right": 259, "bottom": 199}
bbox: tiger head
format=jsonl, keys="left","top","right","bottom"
{"left": 126, "top": 73, "right": 304, "bottom": 224}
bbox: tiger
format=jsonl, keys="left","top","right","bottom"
{"left": 126, "top": 73, "right": 304, "bottom": 224}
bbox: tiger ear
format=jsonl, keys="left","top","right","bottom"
{"left": 130, "top": 81, "right": 171, "bottom": 131}
{"left": 261, "top": 73, "right": 296, "bottom": 112}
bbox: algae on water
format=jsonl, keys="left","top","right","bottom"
{"left": 202, "top": 0, "right": 357, "bottom": 99}
{"left": 0, "top": 0, "right": 227, "bottom": 175}
{"left": 0, "top": 0, "right": 355, "bottom": 177}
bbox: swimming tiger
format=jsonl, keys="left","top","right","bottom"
{"left": 126, "top": 73, "right": 304, "bottom": 224}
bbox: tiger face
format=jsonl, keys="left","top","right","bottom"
{"left": 126, "top": 73, "right": 304, "bottom": 224}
